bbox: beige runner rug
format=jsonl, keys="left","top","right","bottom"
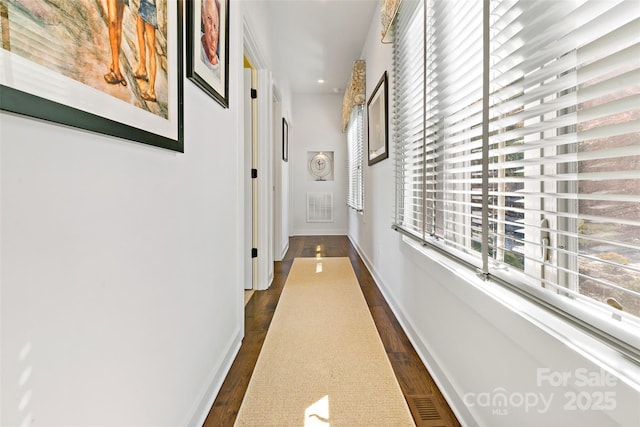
{"left": 234, "top": 257, "right": 415, "bottom": 427}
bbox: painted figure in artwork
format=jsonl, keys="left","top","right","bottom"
{"left": 135, "top": 0, "right": 158, "bottom": 102}
{"left": 104, "top": 0, "right": 128, "bottom": 86}
{"left": 201, "top": 0, "right": 220, "bottom": 79}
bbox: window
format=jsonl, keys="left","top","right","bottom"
{"left": 347, "top": 106, "right": 364, "bottom": 211}
{"left": 393, "top": 0, "right": 425, "bottom": 235}
{"left": 393, "top": 0, "right": 640, "bottom": 353}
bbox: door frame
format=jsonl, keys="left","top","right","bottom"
{"left": 243, "top": 18, "right": 275, "bottom": 291}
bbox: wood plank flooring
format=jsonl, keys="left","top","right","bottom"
{"left": 202, "top": 235, "right": 460, "bottom": 427}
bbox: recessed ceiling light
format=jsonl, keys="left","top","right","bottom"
{"left": 317, "top": 79, "right": 325, "bottom": 84}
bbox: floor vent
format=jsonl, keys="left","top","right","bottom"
{"left": 407, "top": 395, "right": 447, "bottom": 427}
{"left": 306, "top": 192, "right": 333, "bottom": 222}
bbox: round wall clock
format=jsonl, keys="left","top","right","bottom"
{"left": 309, "top": 152, "right": 332, "bottom": 180}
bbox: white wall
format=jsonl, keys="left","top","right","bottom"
{"left": 290, "top": 94, "right": 348, "bottom": 236}
{"left": 0, "top": 4, "right": 244, "bottom": 426}
{"left": 349, "top": 10, "right": 640, "bottom": 427}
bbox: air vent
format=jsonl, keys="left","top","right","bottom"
{"left": 306, "top": 192, "right": 333, "bottom": 223}
{"left": 406, "top": 395, "right": 447, "bottom": 426}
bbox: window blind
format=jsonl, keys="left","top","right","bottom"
{"left": 427, "top": 0, "right": 484, "bottom": 259}
{"left": 393, "top": 0, "right": 640, "bottom": 352}
{"left": 487, "top": 0, "right": 640, "bottom": 342}
{"left": 393, "top": 0, "right": 425, "bottom": 237}
{"left": 347, "top": 106, "right": 364, "bottom": 211}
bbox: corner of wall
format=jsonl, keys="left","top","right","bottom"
{"left": 183, "top": 327, "right": 244, "bottom": 427}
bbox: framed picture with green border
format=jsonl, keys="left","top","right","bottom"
{"left": 0, "top": 0, "right": 184, "bottom": 152}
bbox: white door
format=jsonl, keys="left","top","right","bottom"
{"left": 243, "top": 69, "right": 255, "bottom": 290}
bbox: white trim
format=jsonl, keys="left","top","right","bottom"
{"left": 279, "top": 241, "right": 289, "bottom": 261}
{"left": 243, "top": 70, "right": 253, "bottom": 290}
{"left": 242, "top": 14, "right": 269, "bottom": 70}
{"left": 292, "top": 229, "right": 349, "bottom": 236}
{"left": 256, "top": 69, "right": 274, "bottom": 291}
{"left": 242, "top": 11, "right": 275, "bottom": 292}
{"left": 183, "top": 330, "right": 243, "bottom": 427}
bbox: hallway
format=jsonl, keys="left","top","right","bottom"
{"left": 2, "top": 1, "right": 639, "bottom": 425}
{"left": 203, "top": 236, "right": 460, "bottom": 426}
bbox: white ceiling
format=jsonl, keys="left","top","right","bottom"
{"left": 263, "top": 0, "right": 379, "bottom": 95}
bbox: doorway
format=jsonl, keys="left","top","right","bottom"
{"left": 242, "top": 53, "right": 275, "bottom": 294}
{"left": 243, "top": 57, "right": 256, "bottom": 292}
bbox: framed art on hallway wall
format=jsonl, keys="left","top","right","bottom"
{"left": 282, "top": 117, "right": 289, "bottom": 162}
{"left": 0, "top": 0, "right": 184, "bottom": 152}
{"left": 186, "top": 0, "right": 230, "bottom": 108}
{"left": 308, "top": 151, "right": 334, "bottom": 181}
{"left": 367, "top": 71, "right": 389, "bottom": 165}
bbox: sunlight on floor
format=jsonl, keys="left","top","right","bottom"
{"left": 304, "top": 395, "right": 330, "bottom": 426}
{"left": 244, "top": 290, "right": 255, "bottom": 306}
{"left": 316, "top": 262, "right": 323, "bottom": 273}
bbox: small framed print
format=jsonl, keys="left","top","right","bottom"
{"left": 186, "top": 0, "right": 230, "bottom": 108}
{"left": 308, "top": 151, "right": 334, "bottom": 181}
{"left": 367, "top": 71, "right": 389, "bottom": 165}
{"left": 282, "top": 117, "right": 289, "bottom": 162}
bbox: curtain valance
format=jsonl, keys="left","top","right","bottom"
{"left": 381, "top": 0, "right": 401, "bottom": 43}
{"left": 341, "top": 60, "right": 366, "bottom": 132}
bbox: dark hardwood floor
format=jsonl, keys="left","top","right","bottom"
{"left": 203, "top": 235, "right": 460, "bottom": 427}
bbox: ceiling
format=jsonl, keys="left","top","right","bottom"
{"left": 262, "top": 0, "right": 379, "bottom": 95}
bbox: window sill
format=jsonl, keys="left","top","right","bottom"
{"left": 402, "top": 235, "right": 640, "bottom": 392}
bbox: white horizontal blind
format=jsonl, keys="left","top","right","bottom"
{"left": 347, "top": 106, "right": 364, "bottom": 211}
{"left": 393, "top": 0, "right": 425, "bottom": 238}
{"left": 393, "top": 0, "right": 640, "bottom": 349}
{"left": 488, "top": 0, "right": 640, "bottom": 324}
{"left": 428, "top": 0, "right": 484, "bottom": 259}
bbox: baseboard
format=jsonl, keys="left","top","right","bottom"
{"left": 348, "top": 235, "right": 477, "bottom": 427}
{"left": 183, "top": 328, "right": 243, "bottom": 427}
{"left": 279, "top": 241, "right": 289, "bottom": 261}
{"left": 291, "top": 229, "right": 348, "bottom": 236}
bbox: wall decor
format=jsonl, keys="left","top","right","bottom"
{"left": 307, "top": 151, "right": 334, "bottom": 181}
{"left": 186, "top": 0, "right": 230, "bottom": 108}
{"left": 282, "top": 117, "right": 289, "bottom": 162}
{"left": 367, "top": 71, "right": 389, "bottom": 165}
{"left": 0, "top": 0, "right": 184, "bottom": 152}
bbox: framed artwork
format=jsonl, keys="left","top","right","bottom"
{"left": 307, "top": 151, "right": 334, "bottom": 181}
{"left": 186, "top": 0, "right": 230, "bottom": 108}
{"left": 282, "top": 117, "right": 289, "bottom": 162}
{"left": 367, "top": 71, "right": 389, "bottom": 165}
{"left": 0, "top": 0, "right": 184, "bottom": 152}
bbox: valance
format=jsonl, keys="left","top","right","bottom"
{"left": 341, "top": 60, "right": 366, "bottom": 132}
{"left": 381, "top": 0, "right": 402, "bottom": 43}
